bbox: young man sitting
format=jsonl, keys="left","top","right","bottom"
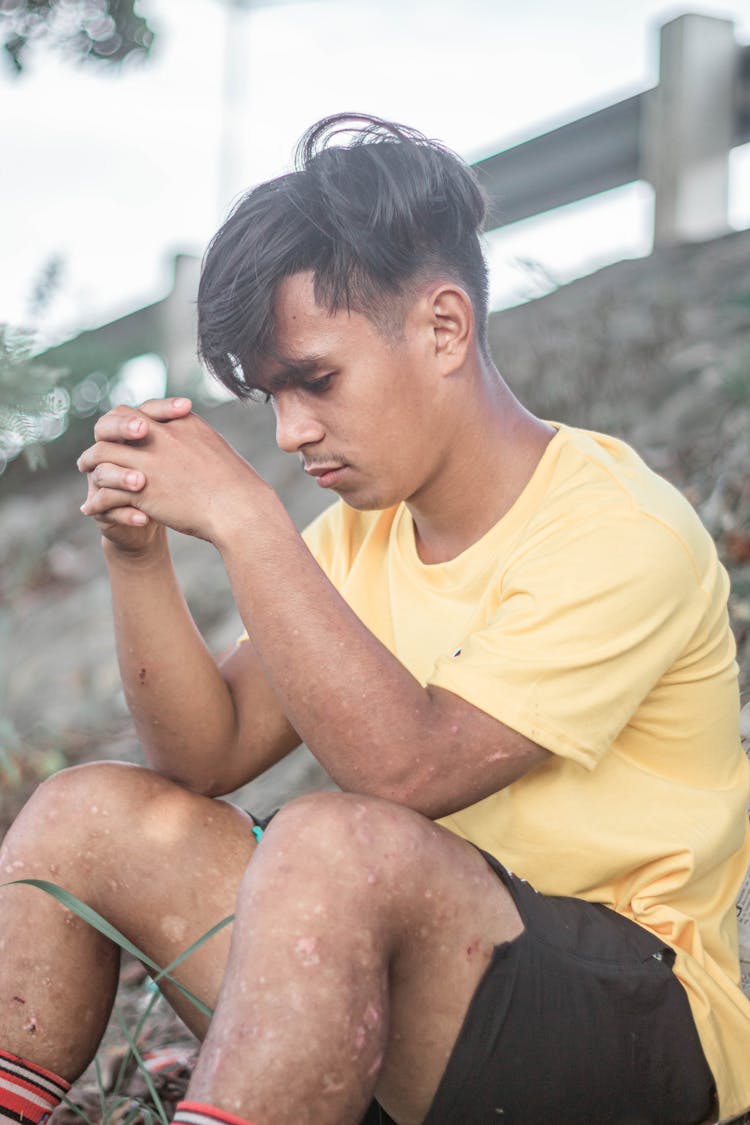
{"left": 0, "top": 114, "right": 748, "bottom": 1124}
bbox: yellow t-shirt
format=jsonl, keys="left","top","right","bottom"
{"left": 301, "top": 423, "right": 750, "bottom": 1118}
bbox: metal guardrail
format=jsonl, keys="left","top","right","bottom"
{"left": 473, "top": 18, "right": 749, "bottom": 246}
{"left": 31, "top": 11, "right": 750, "bottom": 399}
{"left": 473, "top": 95, "right": 643, "bottom": 229}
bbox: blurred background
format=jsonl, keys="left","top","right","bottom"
{"left": 1, "top": 0, "right": 749, "bottom": 854}
{"left": 1, "top": 0, "right": 750, "bottom": 1100}
{"left": 1, "top": 0, "right": 750, "bottom": 823}
{"left": 3, "top": 0, "right": 750, "bottom": 341}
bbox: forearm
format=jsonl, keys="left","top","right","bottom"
{"left": 105, "top": 530, "right": 240, "bottom": 792}
{"left": 217, "top": 502, "right": 450, "bottom": 808}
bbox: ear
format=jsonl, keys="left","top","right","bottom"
{"left": 427, "top": 284, "right": 474, "bottom": 373}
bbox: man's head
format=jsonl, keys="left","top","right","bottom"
{"left": 197, "top": 113, "right": 490, "bottom": 398}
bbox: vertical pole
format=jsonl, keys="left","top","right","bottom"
{"left": 643, "top": 13, "right": 737, "bottom": 247}
{"left": 162, "top": 254, "right": 202, "bottom": 396}
{"left": 217, "top": 0, "right": 253, "bottom": 219}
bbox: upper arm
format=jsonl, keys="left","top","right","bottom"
{"left": 400, "top": 685, "right": 550, "bottom": 819}
{"left": 212, "top": 634, "right": 301, "bottom": 795}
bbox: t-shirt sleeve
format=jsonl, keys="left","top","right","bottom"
{"left": 429, "top": 513, "right": 710, "bottom": 770}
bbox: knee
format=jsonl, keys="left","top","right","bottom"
{"left": 1, "top": 760, "right": 192, "bottom": 862}
{"left": 261, "top": 790, "right": 432, "bottom": 884}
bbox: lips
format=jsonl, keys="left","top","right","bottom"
{"left": 303, "top": 463, "right": 349, "bottom": 489}
{"left": 304, "top": 464, "right": 343, "bottom": 478}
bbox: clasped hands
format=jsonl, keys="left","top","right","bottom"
{"left": 77, "top": 397, "right": 268, "bottom": 550}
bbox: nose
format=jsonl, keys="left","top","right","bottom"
{"left": 273, "top": 391, "right": 325, "bottom": 454}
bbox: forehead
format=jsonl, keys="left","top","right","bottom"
{"left": 272, "top": 272, "right": 359, "bottom": 355}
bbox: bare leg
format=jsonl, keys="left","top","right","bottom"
{"left": 0, "top": 768, "right": 523, "bottom": 1125}
{"left": 0, "top": 761, "right": 256, "bottom": 1078}
{"left": 189, "top": 791, "right": 523, "bottom": 1125}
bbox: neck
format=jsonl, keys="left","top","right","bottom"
{"left": 407, "top": 365, "right": 554, "bottom": 565}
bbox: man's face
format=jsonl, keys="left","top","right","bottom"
{"left": 253, "top": 271, "right": 447, "bottom": 512}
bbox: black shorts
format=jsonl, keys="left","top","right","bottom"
{"left": 363, "top": 852, "right": 716, "bottom": 1125}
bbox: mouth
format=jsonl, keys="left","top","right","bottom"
{"left": 303, "top": 463, "right": 350, "bottom": 489}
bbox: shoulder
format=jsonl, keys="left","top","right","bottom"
{"left": 302, "top": 501, "right": 399, "bottom": 583}
{"left": 525, "top": 425, "right": 719, "bottom": 588}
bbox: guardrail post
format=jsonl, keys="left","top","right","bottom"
{"left": 642, "top": 13, "right": 737, "bottom": 247}
{"left": 162, "top": 253, "right": 202, "bottom": 395}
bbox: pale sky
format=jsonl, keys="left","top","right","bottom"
{"left": 1, "top": 0, "right": 749, "bottom": 345}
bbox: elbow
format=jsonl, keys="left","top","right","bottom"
{"left": 349, "top": 759, "right": 448, "bottom": 819}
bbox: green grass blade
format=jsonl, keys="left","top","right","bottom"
{"left": 110, "top": 984, "right": 162, "bottom": 1102}
{"left": 152, "top": 912, "right": 234, "bottom": 984}
{"left": 2, "top": 879, "right": 215, "bottom": 1018}
{"left": 59, "top": 1092, "right": 95, "bottom": 1125}
{"left": 114, "top": 1012, "right": 169, "bottom": 1125}
{"left": 94, "top": 1055, "right": 108, "bottom": 1118}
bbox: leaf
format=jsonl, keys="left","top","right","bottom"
{"left": 1, "top": 879, "right": 231, "bottom": 1020}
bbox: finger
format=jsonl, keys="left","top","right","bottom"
{"left": 90, "top": 398, "right": 191, "bottom": 444}
{"left": 138, "top": 397, "right": 192, "bottom": 419}
{"left": 80, "top": 486, "right": 144, "bottom": 518}
{"left": 95, "top": 507, "right": 149, "bottom": 528}
{"left": 93, "top": 405, "right": 151, "bottom": 444}
{"left": 87, "top": 463, "right": 146, "bottom": 493}
{"left": 77, "top": 440, "right": 141, "bottom": 474}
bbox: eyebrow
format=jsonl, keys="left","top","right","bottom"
{"left": 259, "top": 354, "right": 330, "bottom": 395}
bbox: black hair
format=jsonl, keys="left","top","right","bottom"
{"left": 197, "top": 113, "right": 489, "bottom": 398}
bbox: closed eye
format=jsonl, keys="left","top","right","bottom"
{"left": 303, "top": 373, "right": 335, "bottom": 395}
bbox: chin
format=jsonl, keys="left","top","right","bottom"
{"left": 336, "top": 486, "right": 401, "bottom": 512}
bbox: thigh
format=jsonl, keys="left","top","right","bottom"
{"left": 417, "top": 855, "right": 716, "bottom": 1125}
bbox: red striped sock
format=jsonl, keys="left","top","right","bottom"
{"left": 0, "top": 1050, "right": 70, "bottom": 1124}
{"left": 172, "top": 1101, "right": 260, "bottom": 1125}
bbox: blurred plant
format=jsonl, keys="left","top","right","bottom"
{"left": 0, "top": 256, "right": 122, "bottom": 474}
{"left": 1, "top": 0, "right": 154, "bottom": 76}
{"left": 0, "top": 321, "right": 69, "bottom": 472}
{"left": 0, "top": 255, "right": 69, "bottom": 472}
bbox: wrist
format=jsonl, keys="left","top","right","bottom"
{"left": 211, "top": 482, "right": 292, "bottom": 556}
{"left": 101, "top": 526, "right": 169, "bottom": 569}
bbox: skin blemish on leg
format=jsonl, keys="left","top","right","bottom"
{"left": 321, "top": 1073, "right": 346, "bottom": 1096}
{"left": 366, "top": 873, "right": 378, "bottom": 886}
{"left": 363, "top": 1003, "right": 380, "bottom": 1030}
{"left": 138, "top": 668, "right": 147, "bottom": 684}
{"left": 160, "top": 915, "right": 188, "bottom": 943}
{"left": 354, "top": 1024, "right": 367, "bottom": 1051}
{"left": 23, "top": 1016, "right": 38, "bottom": 1034}
{"left": 466, "top": 938, "right": 481, "bottom": 959}
{"left": 368, "top": 1052, "right": 384, "bottom": 1078}
{"left": 11, "top": 996, "right": 25, "bottom": 1005}
{"left": 294, "top": 937, "right": 320, "bottom": 966}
